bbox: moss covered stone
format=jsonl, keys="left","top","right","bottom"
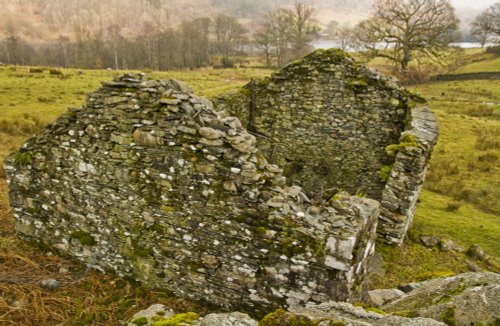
{"left": 132, "top": 316, "right": 149, "bottom": 326}
{"left": 259, "top": 309, "right": 317, "bottom": 326}
{"left": 441, "top": 306, "right": 456, "bottom": 326}
{"left": 152, "top": 312, "right": 199, "bottom": 326}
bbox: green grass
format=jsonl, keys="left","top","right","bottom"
{"left": 414, "top": 190, "right": 499, "bottom": 254}
{"left": 373, "top": 52, "right": 500, "bottom": 288}
{"left": 454, "top": 53, "right": 500, "bottom": 73}
{"left": 411, "top": 80, "right": 500, "bottom": 215}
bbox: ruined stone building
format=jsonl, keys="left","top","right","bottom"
{"left": 4, "top": 49, "right": 437, "bottom": 312}
{"left": 217, "top": 50, "right": 438, "bottom": 245}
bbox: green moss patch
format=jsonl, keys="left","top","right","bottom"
{"left": 152, "top": 312, "right": 199, "bottom": 326}
{"left": 70, "top": 231, "right": 97, "bottom": 246}
{"left": 132, "top": 316, "right": 149, "bottom": 326}
{"left": 13, "top": 151, "right": 32, "bottom": 166}
{"left": 259, "top": 308, "right": 318, "bottom": 326}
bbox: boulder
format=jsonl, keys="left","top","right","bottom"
{"left": 367, "top": 288, "right": 406, "bottom": 307}
{"left": 383, "top": 272, "right": 500, "bottom": 326}
{"left": 466, "top": 244, "right": 486, "bottom": 261}
{"left": 196, "top": 312, "right": 257, "bottom": 326}
{"left": 127, "top": 304, "right": 173, "bottom": 326}
{"left": 419, "top": 235, "right": 440, "bottom": 248}
{"left": 286, "top": 301, "right": 445, "bottom": 326}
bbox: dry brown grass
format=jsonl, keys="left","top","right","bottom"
{"left": 0, "top": 177, "right": 201, "bottom": 325}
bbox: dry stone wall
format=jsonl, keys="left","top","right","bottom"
{"left": 5, "top": 74, "right": 379, "bottom": 313}
{"left": 379, "top": 106, "right": 439, "bottom": 244}
{"left": 216, "top": 49, "right": 438, "bottom": 245}
{"left": 216, "top": 50, "right": 412, "bottom": 200}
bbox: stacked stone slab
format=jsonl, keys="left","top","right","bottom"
{"left": 4, "top": 74, "right": 379, "bottom": 312}
{"left": 216, "top": 49, "right": 438, "bottom": 245}
{"left": 379, "top": 106, "right": 439, "bottom": 244}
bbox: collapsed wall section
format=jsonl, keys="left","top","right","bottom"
{"left": 4, "top": 74, "right": 379, "bottom": 312}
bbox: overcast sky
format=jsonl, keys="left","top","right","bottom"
{"left": 450, "top": 0, "right": 498, "bottom": 10}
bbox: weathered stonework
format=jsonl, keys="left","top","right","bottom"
{"left": 379, "top": 106, "right": 439, "bottom": 244}
{"left": 216, "top": 49, "right": 438, "bottom": 245}
{"left": 5, "top": 74, "right": 379, "bottom": 313}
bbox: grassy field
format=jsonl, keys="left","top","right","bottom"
{"left": 0, "top": 50, "right": 499, "bottom": 324}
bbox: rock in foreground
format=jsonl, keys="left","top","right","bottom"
{"left": 383, "top": 272, "right": 500, "bottom": 326}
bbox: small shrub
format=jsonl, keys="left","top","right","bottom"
{"left": 468, "top": 160, "right": 496, "bottom": 172}
{"left": 453, "top": 186, "right": 476, "bottom": 202}
{"left": 49, "top": 68, "right": 63, "bottom": 75}
{"left": 465, "top": 105, "right": 499, "bottom": 119}
{"left": 476, "top": 128, "right": 500, "bottom": 151}
{"left": 425, "top": 159, "right": 459, "bottom": 190}
{"left": 386, "top": 133, "right": 419, "bottom": 156}
{"left": 71, "top": 231, "right": 97, "bottom": 246}
{"left": 0, "top": 115, "right": 45, "bottom": 136}
{"left": 29, "top": 67, "right": 45, "bottom": 73}
{"left": 441, "top": 306, "right": 456, "bottom": 326}
{"left": 445, "top": 201, "right": 462, "bottom": 212}
{"left": 37, "top": 96, "right": 55, "bottom": 103}
{"left": 355, "top": 190, "right": 367, "bottom": 198}
{"left": 478, "top": 152, "right": 498, "bottom": 163}
{"left": 347, "top": 78, "right": 369, "bottom": 92}
{"left": 221, "top": 57, "right": 234, "bottom": 68}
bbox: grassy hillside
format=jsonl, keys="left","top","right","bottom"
{"left": 0, "top": 50, "right": 498, "bottom": 324}
{"left": 454, "top": 52, "right": 500, "bottom": 73}
{"left": 373, "top": 64, "right": 500, "bottom": 288}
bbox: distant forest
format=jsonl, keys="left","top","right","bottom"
{"left": 0, "top": 0, "right": 489, "bottom": 70}
{"left": 0, "top": 0, "right": 376, "bottom": 69}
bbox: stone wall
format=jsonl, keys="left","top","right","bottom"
{"left": 216, "top": 49, "right": 438, "bottom": 245}
{"left": 378, "top": 106, "right": 439, "bottom": 244}
{"left": 216, "top": 49, "right": 414, "bottom": 200}
{"left": 4, "top": 74, "right": 379, "bottom": 313}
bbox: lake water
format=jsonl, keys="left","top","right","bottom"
{"left": 312, "top": 40, "right": 495, "bottom": 50}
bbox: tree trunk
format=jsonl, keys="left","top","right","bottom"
{"left": 114, "top": 45, "right": 119, "bottom": 70}
{"left": 401, "top": 46, "right": 410, "bottom": 75}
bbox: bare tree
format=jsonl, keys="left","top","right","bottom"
{"left": 254, "top": 26, "right": 273, "bottom": 66}
{"left": 288, "top": 3, "right": 320, "bottom": 58}
{"left": 180, "top": 17, "right": 212, "bottom": 68}
{"left": 325, "top": 20, "right": 340, "bottom": 38}
{"left": 472, "top": 3, "right": 500, "bottom": 46}
{"left": 354, "top": 0, "right": 460, "bottom": 75}
{"left": 214, "top": 14, "right": 248, "bottom": 66}
{"left": 254, "top": 3, "right": 320, "bottom": 67}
